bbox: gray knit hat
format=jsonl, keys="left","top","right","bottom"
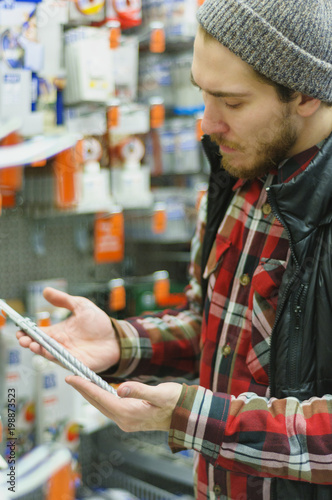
{"left": 197, "top": 0, "right": 332, "bottom": 103}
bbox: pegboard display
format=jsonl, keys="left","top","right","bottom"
{"left": 0, "top": 211, "right": 122, "bottom": 302}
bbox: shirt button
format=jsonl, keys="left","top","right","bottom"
{"left": 213, "top": 484, "right": 222, "bottom": 496}
{"left": 239, "top": 273, "right": 250, "bottom": 286}
{"left": 262, "top": 202, "right": 272, "bottom": 216}
{"left": 222, "top": 344, "right": 232, "bottom": 357}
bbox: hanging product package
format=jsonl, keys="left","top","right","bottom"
{"left": 105, "top": 0, "right": 142, "bottom": 29}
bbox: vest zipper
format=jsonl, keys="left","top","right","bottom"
{"left": 266, "top": 186, "right": 302, "bottom": 500}
{"left": 287, "top": 284, "right": 306, "bottom": 389}
{"left": 266, "top": 187, "right": 301, "bottom": 396}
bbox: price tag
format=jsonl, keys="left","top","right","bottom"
{"left": 154, "top": 278, "right": 170, "bottom": 306}
{"left": 31, "top": 160, "right": 47, "bottom": 167}
{"left": 0, "top": 308, "right": 6, "bottom": 328}
{"left": 54, "top": 148, "right": 80, "bottom": 209}
{"left": 109, "top": 24, "right": 121, "bottom": 49}
{"left": 196, "top": 117, "right": 204, "bottom": 141}
{"left": 152, "top": 205, "right": 167, "bottom": 234}
{"left": 107, "top": 105, "right": 120, "bottom": 128}
{"left": 150, "top": 102, "right": 165, "bottom": 129}
{"left": 109, "top": 283, "right": 126, "bottom": 311}
{"left": 150, "top": 27, "right": 165, "bottom": 53}
{"left": 94, "top": 212, "right": 124, "bottom": 263}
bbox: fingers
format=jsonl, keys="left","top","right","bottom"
{"left": 16, "top": 331, "right": 56, "bottom": 361}
{"left": 65, "top": 375, "right": 120, "bottom": 419}
{"left": 118, "top": 381, "right": 183, "bottom": 411}
{"left": 66, "top": 377, "right": 179, "bottom": 432}
{"left": 65, "top": 376, "right": 158, "bottom": 431}
{"left": 117, "top": 381, "right": 158, "bottom": 403}
{"left": 43, "top": 287, "right": 77, "bottom": 313}
{"left": 16, "top": 331, "right": 39, "bottom": 351}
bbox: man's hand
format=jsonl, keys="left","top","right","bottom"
{"left": 65, "top": 377, "right": 183, "bottom": 432}
{"left": 16, "top": 287, "right": 120, "bottom": 373}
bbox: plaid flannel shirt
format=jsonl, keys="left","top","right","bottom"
{"left": 105, "top": 145, "right": 332, "bottom": 499}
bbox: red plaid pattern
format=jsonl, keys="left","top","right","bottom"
{"left": 103, "top": 145, "right": 332, "bottom": 499}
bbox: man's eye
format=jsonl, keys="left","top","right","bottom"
{"left": 225, "top": 102, "right": 242, "bottom": 109}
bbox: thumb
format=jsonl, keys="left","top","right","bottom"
{"left": 43, "top": 287, "right": 77, "bottom": 313}
{"left": 118, "top": 381, "right": 159, "bottom": 404}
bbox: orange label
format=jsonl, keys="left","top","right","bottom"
{"left": 0, "top": 167, "right": 23, "bottom": 192}
{"left": 37, "top": 312, "right": 51, "bottom": 327}
{"left": 109, "top": 26, "right": 121, "bottom": 49}
{"left": 0, "top": 131, "right": 23, "bottom": 208}
{"left": 154, "top": 278, "right": 170, "bottom": 306}
{"left": 54, "top": 148, "right": 80, "bottom": 208}
{"left": 107, "top": 106, "right": 120, "bottom": 128}
{"left": 0, "top": 310, "right": 6, "bottom": 328}
{"left": 74, "top": 139, "right": 84, "bottom": 166}
{"left": 152, "top": 207, "right": 167, "bottom": 234}
{"left": 150, "top": 27, "right": 165, "bottom": 53}
{"left": 150, "top": 103, "right": 165, "bottom": 129}
{"left": 94, "top": 212, "right": 124, "bottom": 263}
{"left": 31, "top": 159, "right": 47, "bottom": 167}
{"left": 196, "top": 118, "right": 204, "bottom": 141}
{"left": 1, "top": 193, "right": 16, "bottom": 208}
{"left": 109, "top": 285, "right": 126, "bottom": 311}
{"left": 47, "top": 463, "right": 75, "bottom": 500}
{"left": 0, "top": 131, "right": 22, "bottom": 147}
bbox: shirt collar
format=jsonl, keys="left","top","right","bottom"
{"left": 277, "top": 144, "right": 322, "bottom": 184}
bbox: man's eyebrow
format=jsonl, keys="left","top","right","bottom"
{"left": 190, "top": 72, "right": 251, "bottom": 98}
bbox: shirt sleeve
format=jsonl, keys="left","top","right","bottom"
{"left": 169, "top": 384, "right": 332, "bottom": 484}
{"left": 101, "top": 193, "right": 208, "bottom": 381}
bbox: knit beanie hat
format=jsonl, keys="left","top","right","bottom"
{"left": 196, "top": 0, "right": 332, "bottom": 103}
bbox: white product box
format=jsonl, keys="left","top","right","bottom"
{"left": 111, "top": 165, "right": 153, "bottom": 209}
{"left": 34, "top": 358, "right": 87, "bottom": 452}
{"left": 64, "top": 27, "right": 114, "bottom": 105}
{"left": 1, "top": 322, "right": 36, "bottom": 459}
{"left": 0, "top": 66, "right": 31, "bottom": 121}
{"left": 113, "top": 36, "right": 139, "bottom": 102}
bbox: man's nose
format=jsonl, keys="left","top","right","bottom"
{"left": 201, "top": 103, "right": 230, "bottom": 136}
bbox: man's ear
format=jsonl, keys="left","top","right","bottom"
{"left": 295, "top": 94, "right": 321, "bottom": 117}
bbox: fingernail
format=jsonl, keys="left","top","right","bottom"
{"left": 121, "top": 386, "right": 131, "bottom": 397}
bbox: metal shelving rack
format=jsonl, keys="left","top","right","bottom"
{"left": 79, "top": 422, "right": 195, "bottom": 499}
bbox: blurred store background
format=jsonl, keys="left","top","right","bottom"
{"left": 0, "top": 0, "right": 207, "bottom": 498}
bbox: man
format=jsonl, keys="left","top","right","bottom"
{"left": 17, "top": 0, "right": 332, "bottom": 498}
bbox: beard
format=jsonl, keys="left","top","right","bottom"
{"left": 210, "top": 105, "right": 299, "bottom": 180}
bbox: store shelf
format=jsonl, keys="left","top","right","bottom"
{"left": 0, "top": 133, "right": 80, "bottom": 168}
{"left": 104, "top": 468, "right": 194, "bottom": 500}
{"left": 21, "top": 203, "right": 121, "bottom": 220}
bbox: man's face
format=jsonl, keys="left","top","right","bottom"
{"left": 191, "top": 29, "right": 301, "bottom": 179}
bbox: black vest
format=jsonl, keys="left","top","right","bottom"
{"left": 201, "top": 134, "right": 332, "bottom": 499}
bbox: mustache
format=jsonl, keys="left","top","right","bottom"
{"left": 210, "top": 134, "right": 243, "bottom": 152}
